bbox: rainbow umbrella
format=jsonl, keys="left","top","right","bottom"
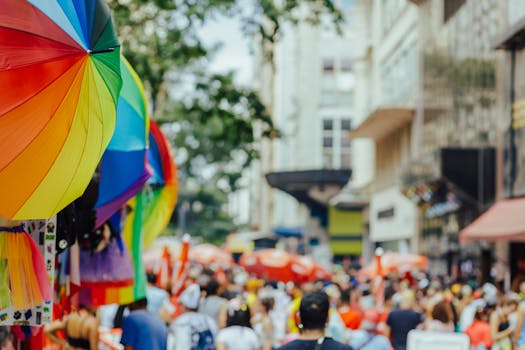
{"left": 123, "top": 120, "right": 178, "bottom": 299}
{"left": 0, "top": 0, "right": 121, "bottom": 220}
{"left": 95, "top": 56, "right": 150, "bottom": 226}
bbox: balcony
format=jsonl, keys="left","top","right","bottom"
{"left": 349, "top": 107, "right": 414, "bottom": 140}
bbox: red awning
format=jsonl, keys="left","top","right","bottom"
{"left": 460, "top": 198, "right": 525, "bottom": 242}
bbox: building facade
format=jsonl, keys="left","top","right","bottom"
{"left": 351, "top": 0, "right": 505, "bottom": 277}
{"left": 248, "top": 0, "right": 361, "bottom": 261}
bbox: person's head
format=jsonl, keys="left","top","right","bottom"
{"left": 254, "top": 297, "right": 274, "bottom": 315}
{"left": 78, "top": 304, "right": 97, "bottom": 316}
{"left": 298, "top": 291, "right": 330, "bottom": 331}
{"left": 501, "top": 298, "right": 519, "bottom": 316}
{"left": 0, "top": 327, "right": 13, "bottom": 350}
{"left": 360, "top": 310, "right": 381, "bottom": 332}
{"left": 128, "top": 298, "right": 148, "bottom": 311}
{"left": 474, "top": 307, "right": 488, "bottom": 322}
{"left": 399, "top": 290, "right": 415, "bottom": 310}
{"left": 226, "top": 298, "right": 252, "bottom": 328}
{"left": 432, "top": 301, "right": 452, "bottom": 324}
{"left": 146, "top": 272, "right": 157, "bottom": 285}
{"left": 179, "top": 284, "right": 201, "bottom": 312}
{"left": 204, "top": 279, "right": 220, "bottom": 297}
{"left": 340, "top": 289, "right": 351, "bottom": 306}
{"left": 246, "top": 278, "right": 263, "bottom": 293}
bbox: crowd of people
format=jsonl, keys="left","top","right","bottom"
{"left": 27, "top": 264, "right": 525, "bottom": 350}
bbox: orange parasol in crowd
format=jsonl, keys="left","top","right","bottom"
{"left": 240, "top": 249, "right": 295, "bottom": 282}
{"left": 291, "top": 255, "right": 332, "bottom": 283}
{"left": 189, "top": 244, "right": 234, "bottom": 269}
{"left": 359, "top": 252, "right": 428, "bottom": 280}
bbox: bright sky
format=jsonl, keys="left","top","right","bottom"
{"left": 197, "top": 15, "right": 253, "bottom": 86}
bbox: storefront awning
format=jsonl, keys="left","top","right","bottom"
{"left": 273, "top": 227, "right": 303, "bottom": 238}
{"left": 349, "top": 107, "right": 414, "bottom": 140}
{"left": 265, "top": 169, "right": 351, "bottom": 209}
{"left": 460, "top": 198, "right": 525, "bottom": 242}
{"left": 493, "top": 15, "right": 525, "bottom": 50}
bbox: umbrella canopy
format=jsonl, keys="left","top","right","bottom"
{"left": 239, "top": 249, "right": 295, "bottom": 282}
{"left": 189, "top": 244, "right": 234, "bottom": 269}
{"left": 359, "top": 252, "right": 428, "bottom": 279}
{"left": 0, "top": 0, "right": 122, "bottom": 220}
{"left": 96, "top": 56, "right": 150, "bottom": 226}
{"left": 291, "top": 255, "right": 332, "bottom": 283}
{"left": 124, "top": 120, "right": 178, "bottom": 248}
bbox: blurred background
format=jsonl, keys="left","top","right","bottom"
{"left": 115, "top": 0, "right": 525, "bottom": 287}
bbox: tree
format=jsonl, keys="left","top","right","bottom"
{"left": 109, "top": 0, "right": 343, "bottom": 241}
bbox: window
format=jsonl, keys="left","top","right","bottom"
{"left": 444, "top": 0, "right": 466, "bottom": 23}
{"left": 323, "top": 118, "right": 352, "bottom": 169}
{"left": 323, "top": 119, "right": 334, "bottom": 130}
{"left": 322, "top": 58, "right": 335, "bottom": 72}
{"left": 323, "top": 119, "right": 334, "bottom": 168}
{"left": 341, "top": 58, "right": 353, "bottom": 72}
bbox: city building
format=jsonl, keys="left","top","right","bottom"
{"left": 351, "top": 0, "right": 505, "bottom": 277}
{"left": 248, "top": 0, "right": 362, "bottom": 263}
{"left": 461, "top": 0, "right": 525, "bottom": 286}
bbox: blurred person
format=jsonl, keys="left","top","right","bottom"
{"left": 278, "top": 291, "right": 352, "bottom": 350}
{"left": 461, "top": 286, "right": 490, "bottom": 331}
{"left": 0, "top": 327, "right": 14, "bottom": 350}
{"left": 385, "top": 291, "right": 424, "bottom": 350}
{"left": 120, "top": 298, "right": 168, "bottom": 350}
{"left": 489, "top": 299, "right": 517, "bottom": 350}
{"left": 514, "top": 281, "right": 525, "bottom": 348}
{"left": 146, "top": 272, "right": 172, "bottom": 315}
{"left": 98, "top": 303, "right": 128, "bottom": 329}
{"left": 170, "top": 284, "right": 218, "bottom": 350}
{"left": 216, "top": 297, "right": 261, "bottom": 350}
{"left": 466, "top": 307, "right": 492, "bottom": 350}
{"left": 325, "top": 284, "right": 348, "bottom": 342}
{"left": 199, "top": 279, "right": 227, "bottom": 325}
{"left": 246, "top": 279, "right": 263, "bottom": 308}
{"left": 348, "top": 310, "right": 391, "bottom": 350}
{"left": 338, "top": 288, "right": 362, "bottom": 330}
{"left": 45, "top": 305, "right": 99, "bottom": 350}
{"left": 425, "top": 301, "right": 454, "bottom": 332}
{"left": 253, "top": 297, "right": 277, "bottom": 350}
{"left": 286, "top": 283, "right": 303, "bottom": 335}
{"left": 266, "top": 282, "right": 291, "bottom": 345}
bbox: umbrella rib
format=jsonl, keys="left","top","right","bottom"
{"left": 0, "top": 25, "right": 84, "bottom": 52}
{"left": 0, "top": 51, "right": 83, "bottom": 72}
{"left": 0, "top": 57, "right": 84, "bottom": 173}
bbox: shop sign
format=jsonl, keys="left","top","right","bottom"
{"left": 513, "top": 98, "right": 525, "bottom": 129}
{"left": 369, "top": 186, "right": 419, "bottom": 242}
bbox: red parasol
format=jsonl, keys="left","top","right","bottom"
{"left": 240, "top": 249, "right": 294, "bottom": 282}
{"left": 189, "top": 244, "right": 234, "bottom": 270}
{"left": 291, "top": 255, "right": 332, "bottom": 283}
{"left": 359, "top": 252, "right": 428, "bottom": 280}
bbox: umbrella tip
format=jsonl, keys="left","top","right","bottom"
{"left": 88, "top": 47, "right": 116, "bottom": 55}
{"left": 375, "top": 247, "right": 384, "bottom": 257}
